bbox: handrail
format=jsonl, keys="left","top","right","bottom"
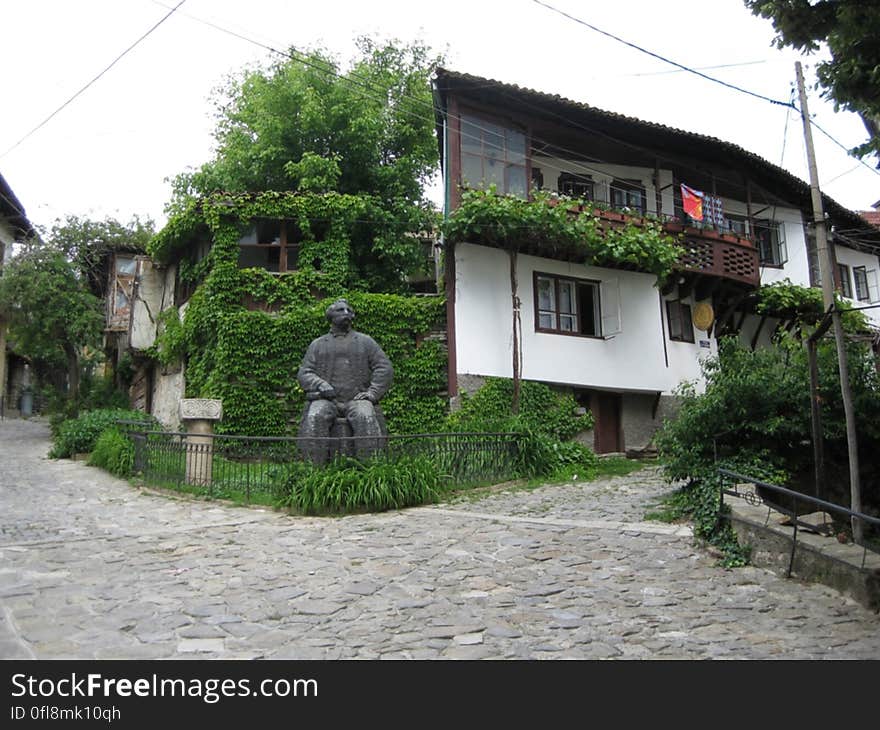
{"left": 718, "top": 467, "right": 879, "bottom": 576}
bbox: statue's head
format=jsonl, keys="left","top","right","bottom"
{"left": 325, "top": 299, "right": 355, "bottom": 331}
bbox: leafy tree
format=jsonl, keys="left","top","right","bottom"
{"left": 0, "top": 243, "right": 103, "bottom": 403}
{"left": 0, "top": 214, "right": 154, "bottom": 406}
{"left": 745, "top": 1, "right": 880, "bottom": 160}
{"left": 44, "top": 214, "right": 154, "bottom": 295}
{"left": 168, "top": 37, "right": 443, "bottom": 291}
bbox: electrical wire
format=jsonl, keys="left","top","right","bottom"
{"left": 151, "top": 0, "right": 800, "bottom": 203}
{"left": 0, "top": 0, "right": 188, "bottom": 160}
{"left": 530, "top": 0, "right": 795, "bottom": 109}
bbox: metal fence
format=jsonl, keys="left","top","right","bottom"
{"left": 718, "top": 467, "right": 880, "bottom": 576}
{"left": 124, "top": 426, "right": 526, "bottom": 503}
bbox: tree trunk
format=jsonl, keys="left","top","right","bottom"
{"left": 64, "top": 342, "right": 80, "bottom": 413}
{"left": 509, "top": 250, "right": 522, "bottom": 415}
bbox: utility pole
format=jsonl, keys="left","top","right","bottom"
{"left": 795, "top": 61, "right": 863, "bottom": 544}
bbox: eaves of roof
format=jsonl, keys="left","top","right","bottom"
{"left": 0, "top": 171, "right": 35, "bottom": 240}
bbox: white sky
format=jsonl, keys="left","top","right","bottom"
{"left": 2, "top": 0, "right": 878, "bottom": 234}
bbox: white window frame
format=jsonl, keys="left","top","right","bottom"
{"left": 853, "top": 266, "right": 879, "bottom": 303}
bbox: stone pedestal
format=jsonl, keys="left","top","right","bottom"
{"left": 180, "top": 399, "right": 222, "bottom": 488}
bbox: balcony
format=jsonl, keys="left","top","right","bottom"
{"left": 587, "top": 208, "right": 760, "bottom": 288}
{"left": 536, "top": 178, "right": 761, "bottom": 289}
{"left": 667, "top": 221, "right": 759, "bottom": 288}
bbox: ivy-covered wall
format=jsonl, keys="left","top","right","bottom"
{"left": 151, "top": 192, "right": 447, "bottom": 436}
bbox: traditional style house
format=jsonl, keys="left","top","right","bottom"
{"left": 0, "top": 172, "right": 36, "bottom": 416}
{"left": 432, "top": 68, "right": 880, "bottom": 453}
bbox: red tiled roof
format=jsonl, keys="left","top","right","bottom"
{"left": 860, "top": 210, "right": 880, "bottom": 229}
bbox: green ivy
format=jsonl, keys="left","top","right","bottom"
{"left": 442, "top": 189, "right": 682, "bottom": 282}
{"left": 756, "top": 279, "right": 869, "bottom": 332}
{"left": 446, "top": 377, "right": 593, "bottom": 441}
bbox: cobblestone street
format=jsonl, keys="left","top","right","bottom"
{"left": 1, "top": 418, "right": 877, "bottom": 659}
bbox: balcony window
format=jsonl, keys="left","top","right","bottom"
{"left": 610, "top": 179, "right": 646, "bottom": 214}
{"left": 558, "top": 172, "right": 594, "bottom": 201}
{"left": 238, "top": 220, "right": 300, "bottom": 273}
{"left": 460, "top": 113, "right": 527, "bottom": 198}
{"left": 725, "top": 215, "right": 748, "bottom": 236}
{"left": 754, "top": 220, "right": 787, "bottom": 266}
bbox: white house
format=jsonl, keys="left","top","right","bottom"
{"left": 433, "top": 69, "right": 880, "bottom": 453}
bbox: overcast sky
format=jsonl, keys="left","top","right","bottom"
{"left": 2, "top": 0, "right": 878, "bottom": 234}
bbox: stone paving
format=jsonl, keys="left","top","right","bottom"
{"left": 0, "top": 417, "right": 877, "bottom": 660}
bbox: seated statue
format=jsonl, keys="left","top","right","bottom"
{"left": 297, "top": 299, "right": 393, "bottom": 464}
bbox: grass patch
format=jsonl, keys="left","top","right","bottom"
{"left": 595, "top": 456, "right": 652, "bottom": 478}
{"left": 643, "top": 487, "right": 691, "bottom": 523}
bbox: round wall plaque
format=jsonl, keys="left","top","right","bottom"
{"left": 692, "top": 302, "right": 715, "bottom": 331}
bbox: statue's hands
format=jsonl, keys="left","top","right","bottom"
{"left": 353, "top": 391, "right": 376, "bottom": 403}
{"left": 318, "top": 385, "right": 336, "bottom": 399}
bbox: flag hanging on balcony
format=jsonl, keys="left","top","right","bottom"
{"left": 681, "top": 184, "right": 703, "bottom": 221}
{"left": 704, "top": 194, "right": 725, "bottom": 227}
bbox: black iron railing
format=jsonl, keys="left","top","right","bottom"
{"left": 123, "top": 426, "right": 526, "bottom": 503}
{"left": 718, "top": 468, "right": 880, "bottom": 576}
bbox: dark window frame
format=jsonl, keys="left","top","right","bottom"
{"left": 853, "top": 265, "right": 871, "bottom": 302}
{"left": 533, "top": 271, "right": 602, "bottom": 338}
{"left": 838, "top": 263, "right": 853, "bottom": 298}
{"left": 666, "top": 299, "right": 694, "bottom": 343}
{"left": 237, "top": 219, "right": 301, "bottom": 273}
{"left": 558, "top": 171, "right": 595, "bottom": 201}
{"left": 754, "top": 219, "right": 787, "bottom": 267}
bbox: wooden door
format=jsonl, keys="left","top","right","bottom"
{"left": 593, "top": 391, "right": 622, "bottom": 454}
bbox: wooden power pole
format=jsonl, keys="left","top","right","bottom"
{"left": 795, "top": 61, "right": 863, "bottom": 544}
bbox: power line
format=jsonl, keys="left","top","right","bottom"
{"left": 621, "top": 60, "right": 768, "bottom": 78}
{"left": 151, "top": 1, "right": 866, "bottom": 221}
{"left": 822, "top": 163, "right": 862, "bottom": 187}
{"left": 0, "top": 0, "right": 187, "bottom": 160}
{"left": 805, "top": 114, "right": 880, "bottom": 180}
{"left": 530, "top": 0, "right": 795, "bottom": 109}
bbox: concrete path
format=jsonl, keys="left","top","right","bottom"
{"left": 1, "top": 418, "right": 877, "bottom": 659}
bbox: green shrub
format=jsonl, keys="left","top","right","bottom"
{"left": 446, "top": 378, "right": 592, "bottom": 440}
{"left": 282, "top": 454, "right": 444, "bottom": 514}
{"left": 653, "top": 331, "right": 880, "bottom": 565}
{"left": 514, "top": 427, "right": 598, "bottom": 481}
{"left": 88, "top": 427, "right": 135, "bottom": 477}
{"left": 49, "top": 408, "right": 156, "bottom": 459}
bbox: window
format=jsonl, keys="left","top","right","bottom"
{"left": 610, "top": 179, "right": 646, "bottom": 214}
{"left": 666, "top": 300, "right": 694, "bottom": 343}
{"left": 535, "top": 273, "right": 600, "bottom": 336}
{"left": 754, "top": 220, "right": 787, "bottom": 266}
{"left": 725, "top": 214, "right": 748, "bottom": 236}
{"left": 558, "top": 172, "right": 594, "bottom": 200}
{"left": 108, "top": 255, "right": 136, "bottom": 331}
{"left": 531, "top": 167, "right": 544, "bottom": 191}
{"left": 237, "top": 219, "right": 301, "bottom": 273}
{"left": 853, "top": 266, "right": 879, "bottom": 303}
{"left": 460, "top": 113, "right": 527, "bottom": 198}
{"left": 838, "top": 263, "right": 853, "bottom": 298}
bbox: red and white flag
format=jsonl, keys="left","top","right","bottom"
{"left": 681, "top": 184, "right": 703, "bottom": 221}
